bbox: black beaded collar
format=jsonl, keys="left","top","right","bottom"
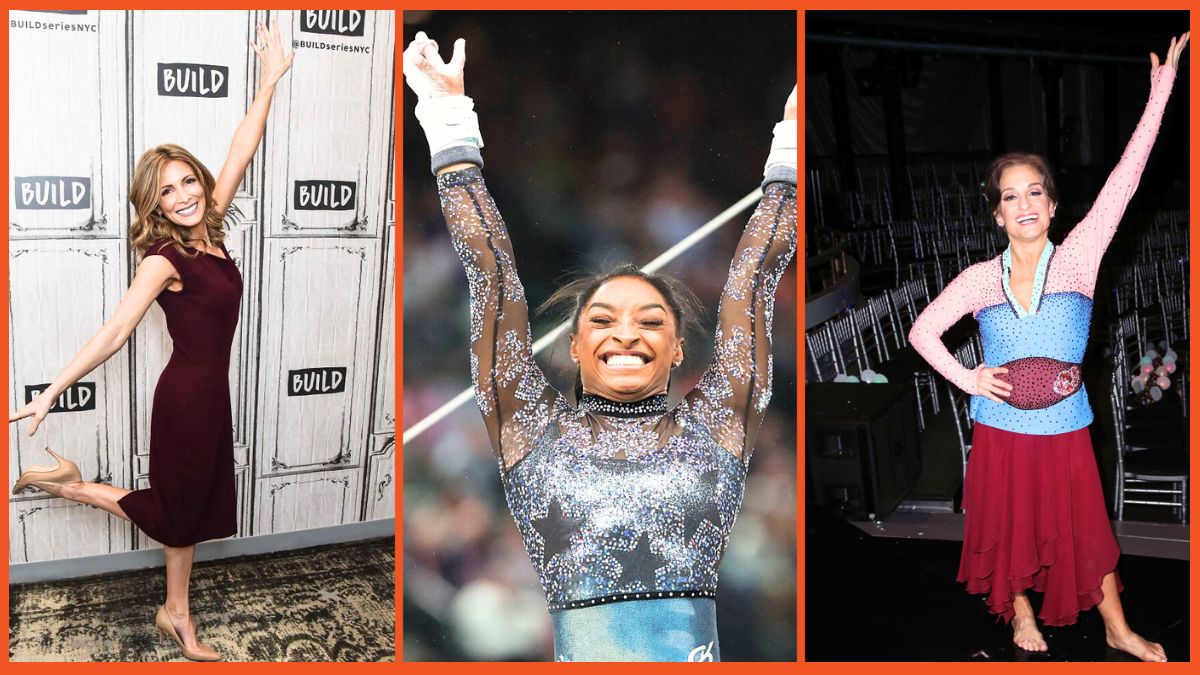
{"left": 578, "top": 393, "right": 669, "bottom": 418}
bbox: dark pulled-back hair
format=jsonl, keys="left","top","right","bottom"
{"left": 537, "top": 264, "right": 706, "bottom": 400}
{"left": 983, "top": 152, "right": 1059, "bottom": 215}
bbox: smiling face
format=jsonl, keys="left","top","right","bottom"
{"left": 569, "top": 276, "right": 685, "bottom": 402}
{"left": 157, "top": 159, "right": 207, "bottom": 229}
{"left": 995, "top": 163, "right": 1056, "bottom": 243}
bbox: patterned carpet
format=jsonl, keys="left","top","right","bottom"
{"left": 9, "top": 537, "right": 395, "bottom": 662}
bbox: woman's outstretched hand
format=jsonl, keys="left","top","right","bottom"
{"left": 10, "top": 394, "right": 52, "bottom": 436}
{"left": 404, "top": 31, "right": 466, "bottom": 98}
{"left": 252, "top": 19, "right": 295, "bottom": 91}
{"left": 975, "top": 366, "right": 1013, "bottom": 405}
{"left": 1151, "top": 32, "right": 1189, "bottom": 75}
{"left": 783, "top": 84, "right": 797, "bottom": 121}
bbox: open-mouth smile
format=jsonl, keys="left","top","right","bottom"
{"left": 601, "top": 351, "right": 650, "bottom": 370}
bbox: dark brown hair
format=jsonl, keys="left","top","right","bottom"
{"left": 983, "top": 152, "right": 1059, "bottom": 216}
{"left": 538, "top": 264, "right": 706, "bottom": 400}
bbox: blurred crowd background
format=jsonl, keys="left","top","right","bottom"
{"left": 401, "top": 11, "right": 798, "bottom": 661}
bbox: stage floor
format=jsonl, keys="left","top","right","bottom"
{"left": 805, "top": 506, "right": 1190, "bottom": 661}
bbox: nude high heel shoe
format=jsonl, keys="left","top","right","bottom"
{"left": 155, "top": 606, "right": 222, "bottom": 662}
{"left": 11, "top": 447, "right": 82, "bottom": 495}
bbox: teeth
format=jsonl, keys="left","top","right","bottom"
{"left": 606, "top": 354, "right": 645, "bottom": 369}
{"left": 1018, "top": 215, "right": 1037, "bottom": 223}
{"left": 177, "top": 203, "right": 198, "bottom": 216}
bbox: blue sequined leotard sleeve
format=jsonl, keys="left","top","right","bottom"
{"left": 437, "top": 166, "right": 797, "bottom": 660}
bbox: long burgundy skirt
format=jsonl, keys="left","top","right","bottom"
{"left": 958, "top": 423, "right": 1122, "bottom": 626}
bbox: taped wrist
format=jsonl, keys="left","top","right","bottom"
{"left": 415, "top": 95, "right": 485, "bottom": 175}
{"left": 762, "top": 119, "right": 797, "bottom": 187}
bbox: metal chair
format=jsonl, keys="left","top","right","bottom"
{"left": 805, "top": 323, "right": 840, "bottom": 383}
{"left": 1109, "top": 370, "right": 1188, "bottom": 523}
{"left": 946, "top": 339, "right": 979, "bottom": 479}
{"left": 827, "top": 310, "right": 869, "bottom": 378}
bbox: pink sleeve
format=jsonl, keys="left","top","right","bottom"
{"left": 1059, "top": 66, "right": 1176, "bottom": 291}
{"left": 908, "top": 266, "right": 984, "bottom": 395}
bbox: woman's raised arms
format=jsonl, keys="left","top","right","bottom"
{"left": 1059, "top": 32, "right": 1187, "bottom": 290}
{"left": 684, "top": 85, "right": 798, "bottom": 462}
{"left": 405, "top": 34, "right": 556, "bottom": 470}
{"left": 9, "top": 255, "right": 180, "bottom": 435}
{"left": 403, "top": 32, "right": 483, "bottom": 176}
{"left": 210, "top": 19, "right": 295, "bottom": 218}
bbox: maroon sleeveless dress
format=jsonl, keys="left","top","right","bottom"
{"left": 117, "top": 240, "right": 242, "bottom": 547}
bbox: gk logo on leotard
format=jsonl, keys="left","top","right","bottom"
{"left": 688, "top": 642, "right": 714, "bottom": 662}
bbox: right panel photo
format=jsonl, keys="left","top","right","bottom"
{"left": 805, "top": 10, "right": 1190, "bottom": 662}
{"left": 400, "top": 10, "right": 798, "bottom": 662}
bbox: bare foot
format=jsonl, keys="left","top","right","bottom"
{"left": 1012, "top": 614, "right": 1047, "bottom": 652}
{"left": 1106, "top": 626, "right": 1167, "bottom": 662}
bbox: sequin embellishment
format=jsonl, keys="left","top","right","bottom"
{"left": 437, "top": 167, "right": 797, "bottom": 610}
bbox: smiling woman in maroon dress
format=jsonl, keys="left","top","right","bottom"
{"left": 9, "top": 21, "right": 293, "bottom": 662}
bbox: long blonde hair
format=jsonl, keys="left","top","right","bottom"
{"left": 129, "top": 144, "right": 226, "bottom": 257}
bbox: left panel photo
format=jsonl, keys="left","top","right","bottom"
{"left": 7, "top": 9, "right": 396, "bottom": 662}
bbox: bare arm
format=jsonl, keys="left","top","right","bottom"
{"left": 211, "top": 19, "right": 295, "bottom": 217}
{"left": 9, "top": 256, "right": 178, "bottom": 435}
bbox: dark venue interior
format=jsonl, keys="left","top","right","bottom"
{"left": 804, "top": 11, "right": 1190, "bottom": 661}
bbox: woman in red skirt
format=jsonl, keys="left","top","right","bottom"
{"left": 909, "top": 32, "right": 1188, "bottom": 661}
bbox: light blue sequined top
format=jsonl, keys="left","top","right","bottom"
{"left": 908, "top": 65, "right": 1177, "bottom": 437}
{"left": 972, "top": 241, "right": 1095, "bottom": 434}
{"left": 437, "top": 167, "right": 797, "bottom": 660}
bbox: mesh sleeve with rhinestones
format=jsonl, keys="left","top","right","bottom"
{"left": 436, "top": 167, "right": 565, "bottom": 471}
{"left": 683, "top": 180, "right": 798, "bottom": 462}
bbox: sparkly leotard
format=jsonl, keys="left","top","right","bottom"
{"left": 437, "top": 166, "right": 797, "bottom": 661}
{"left": 909, "top": 66, "right": 1175, "bottom": 432}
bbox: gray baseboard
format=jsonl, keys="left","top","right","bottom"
{"left": 9, "top": 518, "right": 395, "bottom": 585}
{"left": 849, "top": 512, "right": 1189, "bottom": 561}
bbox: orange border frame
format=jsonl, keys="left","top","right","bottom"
{"left": 0, "top": 2, "right": 1194, "bottom": 671}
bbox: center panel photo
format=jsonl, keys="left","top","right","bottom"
{"left": 400, "top": 10, "right": 798, "bottom": 662}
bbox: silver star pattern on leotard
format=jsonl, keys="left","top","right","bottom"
{"left": 436, "top": 167, "right": 796, "bottom": 608}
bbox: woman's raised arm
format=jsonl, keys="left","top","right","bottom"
{"left": 405, "top": 33, "right": 559, "bottom": 470}
{"left": 211, "top": 19, "right": 294, "bottom": 218}
{"left": 684, "top": 86, "right": 798, "bottom": 462}
{"left": 9, "top": 255, "right": 179, "bottom": 435}
{"left": 1059, "top": 32, "right": 1187, "bottom": 287}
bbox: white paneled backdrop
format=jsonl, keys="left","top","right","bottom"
{"left": 8, "top": 10, "right": 396, "bottom": 563}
